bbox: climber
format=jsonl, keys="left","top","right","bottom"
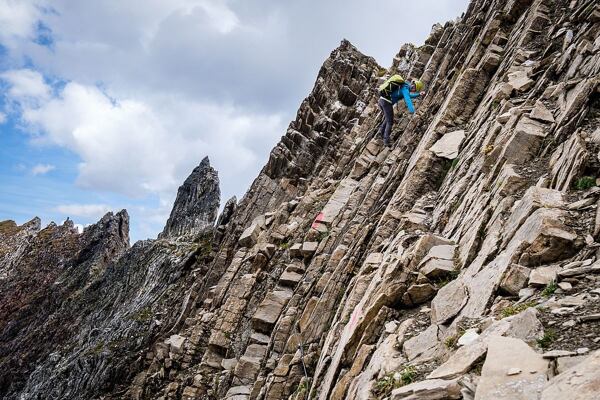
{"left": 377, "top": 76, "right": 425, "bottom": 147}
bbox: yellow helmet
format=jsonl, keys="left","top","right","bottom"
{"left": 413, "top": 79, "right": 424, "bottom": 92}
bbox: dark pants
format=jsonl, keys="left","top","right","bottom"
{"left": 378, "top": 97, "right": 394, "bottom": 144}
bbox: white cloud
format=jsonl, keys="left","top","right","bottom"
{"left": 3, "top": 74, "right": 284, "bottom": 201}
{"left": 31, "top": 163, "right": 55, "bottom": 175}
{"left": 0, "top": 112, "right": 6, "bottom": 124}
{"left": 0, "top": 0, "right": 43, "bottom": 47}
{"left": 55, "top": 203, "right": 110, "bottom": 218}
{"left": 1, "top": 69, "right": 51, "bottom": 105}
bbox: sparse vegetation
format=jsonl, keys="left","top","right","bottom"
{"left": 471, "top": 358, "right": 485, "bottom": 375}
{"left": 279, "top": 241, "right": 291, "bottom": 250}
{"left": 0, "top": 220, "right": 19, "bottom": 236}
{"left": 444, "top": 328, "right": 465, "bottom": 349}
{"left": 444, "top": 334, "right": 458, "bottom": 348}
{"left": 575, "top": 176, "right": 596, "bottom": 190}
{"left": 317, "top": 230, "right": 329, "bottom": 241}
{"left": 373, "top": 366, "right": 416, "bottom": 398}
{"left": 450, "top": 158, "right": 460, "bottom": 169}
{"left": 131, "top": 306, "right": 153, "bottom": 322}
{"left": 294, "top": 381, "right": 308, "bottom": 399}
{"left": 85, "top": 341, "right": 104, "bottom": 356}
{"left": 434, "top": 271, "right": 459, "bottom": 288}
{"left": 542, "top": 281, "right": 558, "bottom": 297}
{"left": 537, "top": 329, "right": 557, "bottom": 349}
{"left": 501, "top": 301, "right": 537, "bottom": 318}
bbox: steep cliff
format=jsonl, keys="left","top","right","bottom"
{"left": 2, "top": 0, "right": 600, "bottom": 399}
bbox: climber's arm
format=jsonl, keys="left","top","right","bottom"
{"left": 402, "top": 86, "right": 415, "bottom": 113}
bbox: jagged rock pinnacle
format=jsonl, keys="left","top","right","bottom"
{"left": 160, "top": 157, "right": 220, "bottom": 238}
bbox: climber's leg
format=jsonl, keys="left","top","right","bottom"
{"left": 378, "top": 97, "right": 394, "bottom": 146}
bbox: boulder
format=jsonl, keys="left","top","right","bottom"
{"left": 239, "top": 223, "right": 261, "bottom": 248}
{"left": 165, "top": 334, "right": 186, "bottom": 353}
{"left": 530, "top": 101, "right": 555, "bottom": 123}
{"left": 504, "top": 308, "right": 544, "bottom": 345}
{"left": 279, "top": 269, "right": 303, "bottom": 287}
{"left": 457, "top": 328, "right": 480, "bottom": 347}
{"left": 403, "top": 283, "right": 437, "bottom": 306}
{"left": 429, "top": 130, "right": 465, "bottom": 159}
{"left": 541, "top": 350, "right": 600, "bottom": 399}
{"left": 501, "top": 116, "right": 547, "bottom": 164}
{"left": 233, "top": 344, "right": 267, "bottom": 384}
{"left": 420, "top": 258, "right": 455, "bottom": 279}
{"left": 289, "top": 243, "right": 303, "bottom": 258}
{"left": 507, "top": 70, "right": 534, "bottom": 92}
{"left": 500, "top": 264, "right": 531, "bottom": 295}
{"left": 529, "top": 266, "right": 560, "bottom": 287}
{"left": 427, "top": 339, "right": 487, "bottom": 379}
{"left": 301, "top": 241, "right": 318, "bottom": 257}
{"left": 474, "top": 336, "right": 549, "bottom": 400}
{"left": 252, "top": 290, "right": 293, "bottom": 333}
{"left": 430, "top": 279, "right": 468, "bottom": 324}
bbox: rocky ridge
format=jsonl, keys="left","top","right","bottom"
{"left": 161, "top": 157, "right": 220, "bottom": 239}
{"left": 1, "top": 0, "right": 600, "bottom": 399}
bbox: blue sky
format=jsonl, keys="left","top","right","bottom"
{"left": 0, "top": 0, "right": 469, "bottom": 242}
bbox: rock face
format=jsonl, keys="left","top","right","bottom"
{"left": 160, "top": 157, "right": 220, "bottom": 238}
{"left": 2, "top": 0, "right": 600, "bottom": 399}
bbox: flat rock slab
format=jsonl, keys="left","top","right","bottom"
{"left": 316, "top": 178, "right": 359, "bottom": 226}
{"left": 555, "top": 354, "right": 587, "bottom": 374}
{"left": 427, "top": 338, "right": 487, "bottom": 379}
{"left": 403, "top": 325, "right": 440, "bottom": 362}
{"left": 475, "top": 336, "right": 549, "bottom": 400}
{"left": 530, "top": 101, "right": 555, "bottom": 123}
{"left": 542, "top": 350, "right": 600, "bottom": 399}
{"left": 543, "top": 350, "right": 577, "bottom": 359}
{"left": 391, "top": 378, "right": 461, "bottom": 399}
{"left": 430, "top": 279, "right": 468, "bottom": 324}
{"left": 429, "top": 130, "right": 465, "bottom": 159}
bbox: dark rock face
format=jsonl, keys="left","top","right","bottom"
{"left": 216, "top": 196, "right": 237, "bottom": 228}
{"left": 0, "top": 211, "right": 129, "bottom": 397}
{"left": 160, "top": 157, "right": 220, "bottom": 239}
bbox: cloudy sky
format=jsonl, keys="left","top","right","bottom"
{"left": 0, "top": 0, "right": 468, "bottom": 241}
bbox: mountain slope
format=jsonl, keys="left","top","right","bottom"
{"left": 2, "top": 0, "right": 600, "bottom": 399}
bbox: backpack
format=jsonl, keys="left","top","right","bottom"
{"left": 378, "top": 75, "right": 405, "bottom": 98}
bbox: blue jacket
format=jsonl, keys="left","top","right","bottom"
{"left": 386, "top": 83, "right": 420, "bottom": 113}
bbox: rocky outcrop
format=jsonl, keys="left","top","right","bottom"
{"left": 160, "top": 157, "right": 220, "bottom": 238}
{"left": 2, "top": 0, "right": 600, "bottom": 399}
